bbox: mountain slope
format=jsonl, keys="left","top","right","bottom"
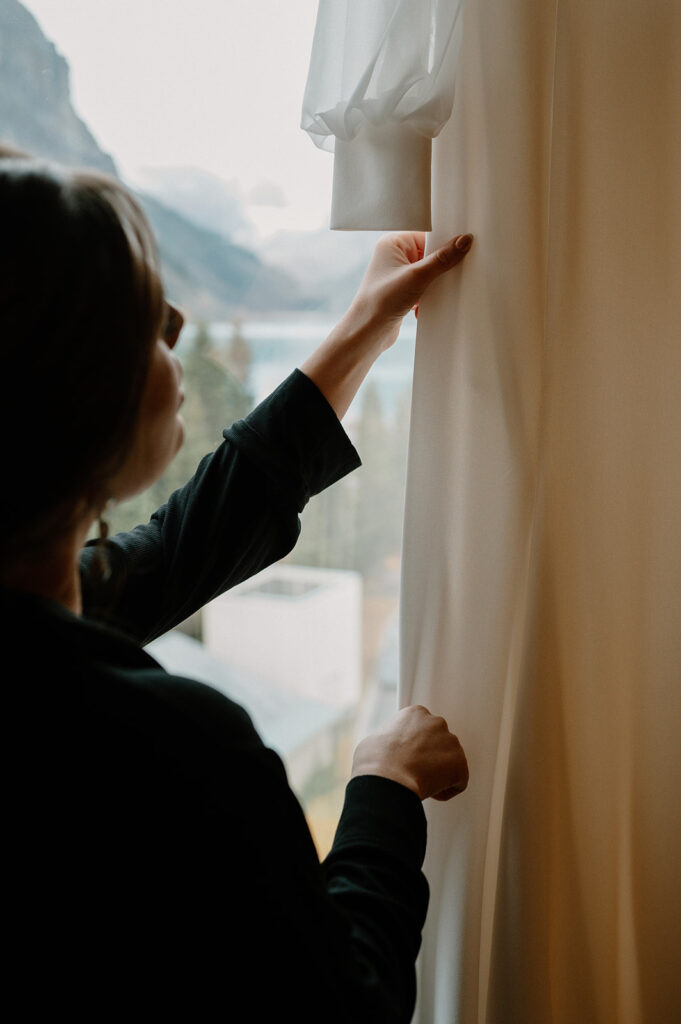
{"left": 139, "top": 192, "right": 316, "bottom": 316}
{"left": 0, "top": 0, "right": 116, "bottom": 174}
{"left": 0, "top": 0, "right": 312, "bottom": 317}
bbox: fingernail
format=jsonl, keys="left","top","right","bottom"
{"left": 455, "top": 234, "right": 473, "bottom": 252}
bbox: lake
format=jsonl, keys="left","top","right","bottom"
{"left": 180, "top": 314, "right": 418, "bottom": 428}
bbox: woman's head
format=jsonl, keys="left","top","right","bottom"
{"left": 0, "top": 145, "right": 183, "bottom": 569}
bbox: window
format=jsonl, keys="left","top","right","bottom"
{"left": 12, "top": 0, "right": 416, "bottom": 856}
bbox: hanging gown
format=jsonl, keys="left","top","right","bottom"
{"left": 303, "top": 1, "right": 681, "bottom": 1021}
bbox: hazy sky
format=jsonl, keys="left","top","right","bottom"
{"left": 21, "top": 0, "right": 334, "bottom": 235}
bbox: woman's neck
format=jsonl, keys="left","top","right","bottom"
{"left": 2, "top": 523, "right": 92, "bottom": 615}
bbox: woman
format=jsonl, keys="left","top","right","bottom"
{"left": 1, "top": 145, "right": 471, "bottom": 1021}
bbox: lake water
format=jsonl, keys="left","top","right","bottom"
{"left": 180, "top": 314, "right": 418, "bottom": 429}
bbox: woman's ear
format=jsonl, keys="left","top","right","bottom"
{"left": 162, "top": 302, "right": 185, "bottom": 349}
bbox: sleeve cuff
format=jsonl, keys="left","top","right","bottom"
{"left": 331, "top": 122, "right": 432, "bottom": 231}
{"left": 223, "top": 369, "right": 361, "bottom": 511}
{"left": 330, "top": 775, "right": 428, "bottom": 869}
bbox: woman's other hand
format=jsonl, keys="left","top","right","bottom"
{"left": 351, "top": 704, "right": 469, "bottom": 802}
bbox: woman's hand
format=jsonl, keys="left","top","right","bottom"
{"left": 351, "top": 704, "right": 469, "bottom": 802}
{"left": 300, "top": 231, "right": 473, "bottom": 419}
{"left": 353, "top": 231, "right": 474, "bottom": 348}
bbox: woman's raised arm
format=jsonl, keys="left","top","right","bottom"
{"left": 301, "top": 232, "right": 472, "bottom": 419}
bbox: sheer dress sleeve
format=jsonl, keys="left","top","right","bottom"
{"left": 302, "top": 0, "right": 465, "bottom": 229}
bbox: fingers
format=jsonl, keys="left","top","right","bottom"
{"left": 432, "top": 784, "right": 467, "bottom": 802}
{"left": 410, "top": 233, "right": 473, "bottom": 289}
{"left": 393, "top": 230, "right": 427, "bottom": 263}
{"left": 392, "top": 233, "right": 473, "bottom": 314}
{"left": 394, "top": 704, "right": 469, "bottom": 801}
{"left": 386, "top": 231, "right": 472, "bottom": 268}
{"left": 426, "top": 233, "right": 473, "bottom": 271}
{"left": 431, "top": 751, "right": 470, "bottom": 801}
{"left": 350, "top": 703, "right": 469, "bottom": 802}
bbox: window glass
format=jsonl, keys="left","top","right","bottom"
{"left": 12, "top": 0, "right": 415, "bottom": 856}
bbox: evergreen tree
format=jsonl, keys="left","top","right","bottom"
{"left": 289, "top": 383, "right": 412, "bottom": 579}
{"left": 225, "top": 317, "right": 251, "bottom": 386}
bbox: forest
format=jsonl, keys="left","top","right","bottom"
{"left": 108, "top": 320, "right": 413, "bottom": 605}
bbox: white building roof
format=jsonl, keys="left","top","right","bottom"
{"left": 146, "top": 630, "right": 347, "bottom": 758}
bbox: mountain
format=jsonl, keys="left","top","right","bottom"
{"left": 132, "top": 165, "right": 252, "bottom": 243}
{"left": 139, "top": 192, "right": 316, "bottom": 316}
{"left": 261, "top": 227, "right": 383, "bottom": 312}
{"left": 0, "top": 0, "right": 313, "bottom": 318}
{"left": 132, "top": 166, "right": 381, "bottom": 313}
{"left": 0, "top": 0, "right": 116, "bottom": 174}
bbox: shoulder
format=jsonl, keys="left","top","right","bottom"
{"left": 4, "top": 587, "right": 271, "bottom": 782}
{"left": 77, "top": 652, "right": 271, "bottom": 781}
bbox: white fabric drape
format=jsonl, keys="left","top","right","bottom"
{"left": 303, "top": 0, "right": 681, "bottom": 1021}
{"left": 301, "top": 0, "right": 465, "bottom": 228}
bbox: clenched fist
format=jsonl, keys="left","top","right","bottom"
{"left": 351, "top": 705, "right": 469, "bottom": 802}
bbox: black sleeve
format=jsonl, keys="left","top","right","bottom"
{"left": 80, "top": 370, "right": 360, "bottom": 643}
{"left": 28, "top": 657, "right": 429, "bottom": 1023}
{"left": 247, "top": 772, "right": 429, "bottom": 1024}
{"left": 119, "top": 672, "right": 430, "bottom": 1024}
{"left": 320, "top": 777, "right": 430, "bottom": 1021}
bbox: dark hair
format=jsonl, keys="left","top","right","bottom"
{"left": 0, "top": 146, "right": 165, "bottom": 568}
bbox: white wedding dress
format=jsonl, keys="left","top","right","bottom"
{"left": 304, "top": 2, "right": 681, "bottom": 1020}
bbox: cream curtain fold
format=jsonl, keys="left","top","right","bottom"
{"left": 303, "top": 0, "right": 681, "bottom": 1021}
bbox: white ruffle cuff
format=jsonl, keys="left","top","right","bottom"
{"left": 302, "top": 0, "right": 465, "bottom": 230}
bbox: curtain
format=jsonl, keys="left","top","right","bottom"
{"left": 303, "top": 1, "right": 681, "bottom": 1021}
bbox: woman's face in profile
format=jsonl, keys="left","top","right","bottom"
{"left": 110, "top": 302, "right": 185, "bottom": 502}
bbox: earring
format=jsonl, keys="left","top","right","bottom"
{"left": 94, "top": 511, "right": 112, "bottom": 583}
